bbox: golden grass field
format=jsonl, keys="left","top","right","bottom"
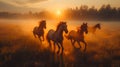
{"left": 0, "top": 19, "right": 120, "bottom": 67}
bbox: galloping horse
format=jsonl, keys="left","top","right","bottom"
{"left": 33, "top": 20, "right": 46, "bottom": 42}
{"left": 88, "top": 23, "right": 101, "bottom": 33}
{"left": 46, "top": 21, "right": 68, "bottom": 54}
{"left": 65, "top": 23, "right": 88, "bottom": 51}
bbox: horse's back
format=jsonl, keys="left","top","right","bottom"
{"left": 88, "top": 27, "right": 93, "bottom": 32}
{"left": 47, "top": 29, "right": 55, "bottom": 35}
{"left": 88, "top": 27, "right": 96, "bottom": 33}
{"left": 68, "top": 30, "right": 84, "bottom": 40}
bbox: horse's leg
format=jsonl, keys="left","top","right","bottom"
{"left": 60, "top": 42, "right": 64, "bottom": 55}
{"left": 42, "top": 35, "right": 44, "bottom": 41}
{"left": 38, "top": 36, "right": 42, "bottom": 44}
{"left": 82, "top": 40, "right": 87, "bottom": 52}
{"left": 77, "top": 41, "right": 81, "bottom": 48}
{"left": 72, "top": 40, "right": 76, "bottom": 48}
{"left": 57, "top": 43, "right": 60, "bottom": 54}
{"left": 53, "top": 42, "right": 56, "bottom": 53}
{"left": 48, "top": 40, "right": 52, "bottom": 49}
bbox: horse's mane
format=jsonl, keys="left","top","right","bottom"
{"left": 38, "top": 20, "right": 46, "bottom": 28}
{"left": 77, "top": 24, "right": 85, "bottom": 33}
{"left": 77, "top": 23, "right": 88, "bottom": 33}
{"left": 56, "top": 21, "right": 66, "bottom": 30}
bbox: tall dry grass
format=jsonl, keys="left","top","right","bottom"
{"left": 0, "top": 22, "right": 120, "bottom": 67}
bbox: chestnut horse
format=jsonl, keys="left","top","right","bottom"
{"left": 65, "top": 23, "right": 88, "bottom": 51}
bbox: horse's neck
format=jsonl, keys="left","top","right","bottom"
{"left": 78, "top": 29, "right": 84, "bottom": 36}
{"left": 38, "top": 26, "right": 44, "bottom": 31}
{"left": 56, "top": 28, "right": 63, "bottom": 36}
{"left": 94, "top": 25, "right": 98, "bottom": 29}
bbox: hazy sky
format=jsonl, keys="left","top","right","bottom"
{"left": 0, "top": 0, "right": 120, "bottom": 13}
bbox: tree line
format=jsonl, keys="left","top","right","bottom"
{"left": 63, "top": 4, "right": 120, "bottom": 21}
{"left": 0, "top": 4, "right": 120, "bottom": 21}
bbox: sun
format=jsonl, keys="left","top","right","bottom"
{"left": 56, "top": 10, "right": 61, "bottom": 16}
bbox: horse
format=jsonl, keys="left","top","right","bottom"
{"left": 33, "top": 20, "right": 46, "bottom": 42}
{"left": 88, "top": 23, "right": 101, "bottom": 33}
{"left": 46, "top": 21, "right": 68, "bottom": 54}
{"left": 65, "top": 23, "right": 88, "bottom": 52}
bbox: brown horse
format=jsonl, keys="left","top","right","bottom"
{"left": 33, "top": 20, "right": 46, "bottom": 42}
{"left": 88, "top": 23, "right": 101, "bottom": 33}
{"left": 65, "top": 23, "right": 88, "bottom": 51}
{"left": 46, "top": 21, "right": 68, "bottom": 54}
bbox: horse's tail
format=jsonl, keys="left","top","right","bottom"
{"left": 46, "top": 30, "right": 52, "bottom": 43}
{"left": 33, "top": 27, "right": 37, "bottom": 38}
{"left": 33, "top": 32, "right": 36, "bottom": 38}
{"left": 46, "top": 31, "right": 52, "bottom": 48}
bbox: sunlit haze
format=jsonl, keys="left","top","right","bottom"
{"left": 0, "top": 0, "right": 120, "bottom": 66}
{"left": 0, "top": 0, "right": 120, "bottom": 13}
{"left": 56, "top": 10, "right": 61, "bottom": 16}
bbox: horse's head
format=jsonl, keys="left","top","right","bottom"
{"left": 81, "top": 22, "right": 88, "bottom": 34}
{"left": 58, "top": 21, "right": 68, "bottom": 33}
{"left": 39, "top": 20, "right": 46, "bottom": 29}
{"left": 96, "top": 23, "right": 101, "bottom": 29}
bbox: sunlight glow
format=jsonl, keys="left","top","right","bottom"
{"left": 56, "top": 10, "right": 61, "bottom": 16}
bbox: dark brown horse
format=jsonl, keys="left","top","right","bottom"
{"left": 33, "top": 20, "right": 46, "bottom": 42}
{"left": 46, "top": 21, "right": 68, "bottom": 54}
{"left": 65, "top": 23, "right": 88, "bottom": 51}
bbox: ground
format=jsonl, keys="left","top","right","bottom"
{"left": 0, "top": 21, "right": 120, "bottom": 67}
